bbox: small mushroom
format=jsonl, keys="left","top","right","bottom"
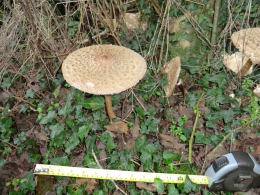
{"left": 62, "top": 45, "right": 147, "bottom": 132}
{"left": 162, "top": 56, "right": 181, "bottom": 97}
{"left": 226, "top": 28, "right": 260, "bottom": 77}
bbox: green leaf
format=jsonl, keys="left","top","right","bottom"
{"left": 186, "top": 92, "right": 201, "bottom": 108}
{"left": 27, "top": 148, "right": 41, "bottom": 163}
{"left": 24, "top": 88, "right": 35, "bottom": 99}
{"left": 65, "top": 133, "right": 80, "bottom": 154}
{"left": 100, "top": 132, "right": 117, "bottom": 153}
{"left": 49, "top": 123, "right": 64, "bottom": 139}
{"left": 135, "top": 136, "right": 146, "bottom": 153}
{"left": 58, "top": 91, "right": 74, "bottom": 116}
{"left": 40, "top": 111, "right": 57, "bottom": 125}
{"left": 177, "top": 177, "right": 199, "bottom": 193}
{"left": 167, "top": 184, "right": 179, "bottom": 195}
{"left": 0, "top": 76, "right": 12, "bottom": 88}
{"left": 92, "top": 110, "right": 106, "bottom": 122}
{"left": 209, "top": 73, "right": 227, "bottom": 88}
{"left": 0, "top": 117, "right": 15, "bottom": 142}
{"left": 49, "top": 156, "right": 70, "bottom": 166}
{"left": 83, "top": 96, "right": 105, "bottom": 111}
{"left": 78, "top": 123, "right": 92, "bottom": 141}
{"left": 0, "top": 159, "right": 6, "bottom": 168}
{"left": 154, "top": 178, "right": 164, "bottom": 194}
{"left": 17, "top": 171, "right": 36, "bottom": 193}
{"left": 93, "top": 189, "right": 106, "bottom": 195}
{"left": 111, "top": 94, "right": 121, "bottom": 106}
{"left": 163, "top": 150, "right": 180, "bottom": 164}
{"left": 83, "top": 152, "right": 98, "bottom": 168}
{"left": 140, "top": 117, "right": 160, "bottom": 134}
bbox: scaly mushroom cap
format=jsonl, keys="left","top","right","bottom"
{"left": 231, "top": 28, "right": 260, "bottom": 64}
{"left": 62, "top": 45, "right": 147, "bottom": 95}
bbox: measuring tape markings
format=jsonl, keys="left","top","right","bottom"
{"left": 34, "top": 164, "right": 209, "bottom": 184}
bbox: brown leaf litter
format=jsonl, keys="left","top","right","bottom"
{"left": 105, "top": 121, "right": 128, "bottom": 134}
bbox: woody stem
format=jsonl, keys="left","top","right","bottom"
{"left": 105, "top": 95, "right": 116, "bottom": 122}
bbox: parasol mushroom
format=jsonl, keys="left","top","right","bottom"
{"left": 225, "top": 28, "right": 260, "bottom": 77}
{"left": 162, "top": 56, "right": 181, "bottom": 97}
{"left": 62, "top": 45, "right": 147, "bottom": 132}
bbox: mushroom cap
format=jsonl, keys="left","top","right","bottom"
{"left": 162, "top": 56, "right": 181, "bottom": 97}
{"left": 231, "top": 28, "right": 260, "bottom": 64}
{"left": 62, "top": 45, "right": 147, "bottom": 95}
{"left": 223, "top": 52, "right": 252, "bottom": 76}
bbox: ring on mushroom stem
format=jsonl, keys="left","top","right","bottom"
{"left": 62, "top": 45, "right": 147, "bottom": 132}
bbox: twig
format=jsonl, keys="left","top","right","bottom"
{"left": 188, "top": 92, "right": 204, "bottom": 163}
{"left": 0, "top": 138, "right": 18, "bottom": 149}
{"left": 211, "top": 0, "right": 222, "bottom": 51}
{"left": 92, "top": 150, "right": 127, "bottom": 195}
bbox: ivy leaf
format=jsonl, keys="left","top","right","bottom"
{"left": 18, "top": 171, "right": 36, "bottom": 193}
{"left": 209, "top": 72, "right": 227, "bottom": 88}
{"left": 27, "top": 148, "right": 41, "bottom": 163}
{"left": 58, "top": 91, "right": 74, "bottom": 116}
{"left": 177, "top": 177, "right": 199, "bottom": 193}
{"left": 40, "top": 111, "right": 56, "bottom": 125}
{"left": 222, "top": 108, "right": 235, "bottom": 123}
{"left": 135, "top": 136, "right": 146, "bottom": 153}
{"left": 186, "top": 92, "right": 201, "bottom": 108}
{"left": 24, "top": 88, "right": 35, "bottom": 99}
{"left": 167, "top": 184, "right": 179, "bottom": 195}
{"left": 140, "top": 117, "right": 160, "bottom": 134}
{"left": 140, "top": 151, "right": 152, "bottom": 170}
{"left": 65, "top": 133, "right": 80, "bottom": 154}
{"left": 155, "top": 178, "right": 164, "bottom": 194}
{"left": 78, "top": 123, "right": 92, "bottom": 141}
{"left": 49, "top": 156, "right": 69, "bottom": 166}
{"left": 83, "top": 96, "right": 105, "bottom": 111}
{"left": 83, "top": 152, "right": 98, "bottom": 168}
{"left": 100, "top": 132, "right": 117, "bottom": 153}
{"left": 49, "top": 123, "right": 64, "bottom": 139}
{"left": 163, "top": 150, "right": 180, "bottom": 164}
{"left": 0, "top": 159, "right": 6, "bottom": 168}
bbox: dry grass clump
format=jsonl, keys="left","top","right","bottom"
{"left": 0, "top": 0, "right": 147, "bottom": 84}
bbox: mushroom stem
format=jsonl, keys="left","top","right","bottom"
{"left": 237, "top": 59, "right": 252, "bottom": 78}
{"left": 105, "top": 95, "right": 116, "bottom": 122}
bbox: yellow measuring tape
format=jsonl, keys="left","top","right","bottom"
{"left": 34, "top": 164, "right": 209, "bottom": 185}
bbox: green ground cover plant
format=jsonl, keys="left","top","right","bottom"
{"left": 0, "top": 0, "right": 260, "bottom": 194}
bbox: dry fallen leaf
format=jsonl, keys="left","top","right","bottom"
{"left": 162, "top": 56, "right": 181, "bottom": 97}
{"left": 75, "top": 178, "right": 98, "bottom": 193}
{"left": 131, "top": 116, "right": 140, "bottom": 139}
{"left": 159, "top": 133, "right": 186, "bottom": 154}
{"left": 105, "top": 121, "right": 128, "bottom": 134}
{"left": 136, "top": 182, "right": 156, "bottom": 192}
